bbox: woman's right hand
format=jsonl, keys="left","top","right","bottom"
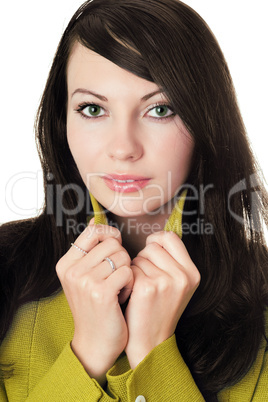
{"left": 56, "top": 222, "right": 133, "bottom": 385}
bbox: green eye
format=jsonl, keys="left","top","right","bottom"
{"left": 76, "top": 103, "right": 105, "bottom": 118}
{"left": 147, "top": 105, "right": 174, "bottom": 119}
{"left": 84, "top": 105, "right": 103, "bottom": 117}
{"left": 155, "top": 105, "right": 169, "bottom": 117}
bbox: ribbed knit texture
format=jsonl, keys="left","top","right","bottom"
{"left": 164, "top": 189, "right": 187, "bottom": 238}
{"left": 89, "top": 193, "right": 108, "bottom": 226}
{"left": 0, "top": 291, "right": 267, "bottom": 400}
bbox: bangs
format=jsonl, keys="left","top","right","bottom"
{"left": 73, "top": 12, "right": 153, "bottom": 82}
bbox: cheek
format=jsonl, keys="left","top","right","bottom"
{"left": 162, "top": 133, "right": 194, "bottom": 174}
{"left": 67, "top": 118, "right": 95, "bottom": 166}
{"left": 168, "top": 139, "right": 194, "bottom": 193}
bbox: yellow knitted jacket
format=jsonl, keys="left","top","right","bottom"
{"left": 0, "top": 291, "right": 267, "bottom": 401}
{"left": 0, "top": 192, "right": 267, "bottom": 401}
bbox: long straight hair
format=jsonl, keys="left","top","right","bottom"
{"left": 1, "top": 0, "right": 267, "bottom": 397}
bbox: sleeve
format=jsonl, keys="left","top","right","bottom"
{"left": 25, "top": 343, "right": 117, "bottom": 402}
{"left": 106, "top": 335, "right": 205, "bottom": 402}
{"left": 0, "top": 294, "right": 118, "bottom": 401}
{"left": 1, "top": 342, "right": 118, "bottom": 402}
{"left": 252, "top": 347, "right": 268, "bottom": 400}
{"left": 217, "top": 342, "right": 268, "bottom": 401}
{"left": 0, "top": 383, "right": 8, "bottom": 401}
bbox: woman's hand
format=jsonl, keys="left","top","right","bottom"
{"left": 125, "top": 231, "right": 200, "bottom": 369}
{"left": 56, "top": 223, "right": 133, "bottom": 385}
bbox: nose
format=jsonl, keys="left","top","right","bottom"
{"left": 106, "top": 118, "right": 143, "bottom": 162}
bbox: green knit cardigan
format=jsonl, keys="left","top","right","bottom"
{"left": 0, "top": 291, "right": 267, "bottom": 401}
{"left": 0, "top": 192, "right": 267, "bottom": 400}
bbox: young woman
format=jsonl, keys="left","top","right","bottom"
{"left": 0, "top": 0, "right": 267, "bottom": 400}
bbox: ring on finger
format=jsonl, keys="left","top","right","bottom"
{"left": 104, "top": 257, "right": 116, "bottom": 272}
{"left": 71, "top": 242, "right": 88, "bottom": 255}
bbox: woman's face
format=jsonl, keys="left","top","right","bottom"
{"left": 66, "top": 42, "right": 194, "bottom": 217}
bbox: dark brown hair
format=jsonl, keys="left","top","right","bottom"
{"left": 1, "top": 0, "right": 267, "bottom": 398}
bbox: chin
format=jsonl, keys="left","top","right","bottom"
{"left": 108, "top": 201, "right": 167, "bottom": 218}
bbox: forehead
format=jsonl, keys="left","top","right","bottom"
{"left": 67, "top": 42, "right": 161, "bottom": 96}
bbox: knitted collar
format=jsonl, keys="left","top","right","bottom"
{"left": 89, "top": 189, "right": 187, "bottom": 239}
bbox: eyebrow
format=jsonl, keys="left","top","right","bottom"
{"left": 71, "top": 88, "right": 164, "bottom": 102}
{"left": 71, "top": 89, "right": 108, "bottom": 101}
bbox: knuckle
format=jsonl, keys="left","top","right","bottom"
{"left": 90, "top": 286, "right": 105, "bottom": 303}
{"left": 110, "top": 226, "right": 122, "bottom": 240}
{"left": 55, "top": 257, "right": 67, "bottom": 277}
{"left": 132, "top": 255, "right": 142, "bottom": 266}
{"left": 104, "top": 237, "right": 120, "bottom": 249}
{"left": 89, "top": 283, "right": 113, "bottom": 304}
{"left": 120, "top": 265, "right": 133, "bottom": 280}
{"left": 83, "top": 224, "right": 96, "bottom": 238}
{"left": 192, "top": 269, "right": 201, "bottom": 287}
{"left": 166, "top": 230, "right": 178, "bottom": 238}
{"left": 175, "top": 268, "right": 200, "bottom": 293}
{"left": 84, "top": 224, "right": 121, "bottom": 241}
{"left": 145, "top": 242, "right": 160, "bottom": 254}
{"left": 137, "top": 280, "right": 157, "bottom": 298}
{"left": 55, "top": 258, "right": 63, "bottom": 275}
{"left": 146, "top": 231, "right": 163, "bottom": 244}
{"left": 144, "top": 283, "right": 157, "bottom": 297}
{"left": 83, "top": 224, "right": 106, "bottom": 242}
{"left": 64, "top": 265, "right": 80, "bottom": 283}
{"left": 81, "top": 229, "right": 99, "bottom": 247}
{"left": 118, "top": 250, "right": 131, "bottom": 266}
{"left": 163, "top": 231, "right": 179, "bottom": 245}
{"left": 94, "top": 224, "right": 109, "bottom": 237}
{"left": 148, "top": 241, "right": 159, "bottom": 251}
{"left": 157, "top": 276, "right": 171, "bottom": 293}
{"left": 176, "top": 271, "right": 190, "bottom": 292}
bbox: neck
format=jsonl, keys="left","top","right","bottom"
{"left": 90, "top": 190, "right": 188, "bottom": 259}
{"left": 109, "top": 210, "right": 169, "bottom": 259}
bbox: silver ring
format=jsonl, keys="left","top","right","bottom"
{"left": 104, "top": 257, "right": 116, "bottom": 272}
{"left": 71, "top": 243, "right": 88, "bottom": 255}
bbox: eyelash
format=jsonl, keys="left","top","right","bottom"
{"left": 74, "top": 102, "right": 175, "bottom": 121}
{"left": 145, "top": 103, "right": 175, "bottom": 120}
{"left": 75, "top": 102, "right": 104, "bottom": 120}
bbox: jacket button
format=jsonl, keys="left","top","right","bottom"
{"left": 135, "top": 396, "right": 146, "bottom": 402}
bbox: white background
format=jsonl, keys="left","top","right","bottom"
{"left": 0, "top": 0, "right": 267, "bottom": 224}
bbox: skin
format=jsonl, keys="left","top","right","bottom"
{"left": 56, "top": 42, "right": 200, "bottom": 386}
{"left": 66, "top": 43, "right": 194, "bottom": 248}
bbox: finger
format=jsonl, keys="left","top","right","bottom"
{"left": 106, "top": 266, "right": 134, "bottom": 296}
{"left": 118, "top": 286, "right": 132, "bottom": 305}
{"left": 136, "top": 240, "right": 182, "bottom": 277}
{"left": 68, "top": 224, "right": 122, "bottom": 260}
{"left": 118, "top": 269, "right": 134, "bottom": 305}
{"left": 146, "top": 231, "right": 195, "bottom": 269}
{"left": 91, "top": 249, "right": 131, "bottom": 280}
{"left": 132, "top": 255, "right": 161, "bottom": 278}
{"left": 137, "top": 240, "right": 196, "bottom": 279}
{"left": 80, "top": 237, "right": 128, "bottom": 270}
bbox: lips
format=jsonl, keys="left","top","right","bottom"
{"left": 103, "top": 174, "right": 151, "bottom": 193}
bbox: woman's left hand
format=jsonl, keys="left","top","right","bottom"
{"left": 125, "top": 231, "right": 200, "bottom": 369}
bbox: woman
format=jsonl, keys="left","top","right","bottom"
{"left": 0, "top": 0, "right": 267, "bottom": 400}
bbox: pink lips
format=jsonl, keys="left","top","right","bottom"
{"left": 103, "top": 174, "right": 151, "bottom": 193}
